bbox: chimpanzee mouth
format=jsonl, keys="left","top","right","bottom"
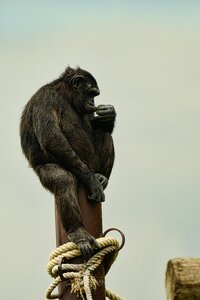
{"left": 85, "top": 98, "right": 97, "bottom": 112}
{"left": 88, "top": 98, "right": 95, "bottom": 107}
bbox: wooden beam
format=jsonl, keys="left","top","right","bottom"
{"left": 55, "top": 184, "right": 105, "bottom": 300}
{"left": 166, "top": 258, "right": 200, "bottom": 300}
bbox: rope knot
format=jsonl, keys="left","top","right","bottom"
{"left": 46, "top": 232, "right": 125, "bottom": 300}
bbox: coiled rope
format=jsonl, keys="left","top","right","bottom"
{"left": 46, "top": 234, "right": 124, "bottom": 300}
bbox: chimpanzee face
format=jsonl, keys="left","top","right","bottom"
{"left": 72, "top": 71, "right": 100, "bottom": 113}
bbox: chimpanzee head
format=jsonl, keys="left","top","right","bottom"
{"left": 62, "top": 67, "right": 100, "bottom": 113}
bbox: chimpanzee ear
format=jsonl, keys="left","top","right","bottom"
{"left": 71, "top": 75, "right": 84, "bottom": 88}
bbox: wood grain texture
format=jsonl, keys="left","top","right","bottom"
{"left": 55, "top": 185, "right": 105, "bottom": 300}
{"left": 166, "top": 258, "right": 200, "bottom": 300}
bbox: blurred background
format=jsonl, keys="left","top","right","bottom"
{"left": 1, "top": 1, "right": 200, "bottom": 299}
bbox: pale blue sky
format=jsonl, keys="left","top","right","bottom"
{"left": 1, "top": 1, "right": 200, "bottom": 300}
{"left": 1, "top": 1, "right": 200, "bottom": 39}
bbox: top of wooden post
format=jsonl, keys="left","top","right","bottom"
{"left": 166, "top": 258, "right": 200, "bottom": 300}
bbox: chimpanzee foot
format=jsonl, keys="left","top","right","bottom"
{"left": 68, "top": 227, "right": 99, "bottom": 257}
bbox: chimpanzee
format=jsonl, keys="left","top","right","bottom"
{"left": 20, "top": 67, "right": 116, "bottom": 256}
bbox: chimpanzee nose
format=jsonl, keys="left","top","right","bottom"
{"left": 89, "top": 87, "right": 100, "bottom": 97}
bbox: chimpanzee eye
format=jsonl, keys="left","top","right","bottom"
{"left": 87, "top": 83, "right": 92, "bottom": 89}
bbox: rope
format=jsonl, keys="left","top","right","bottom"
{"left": 46, "top": 237, "right": 124, "bottom": 300}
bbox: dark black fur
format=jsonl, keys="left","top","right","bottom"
{"left": 20, "top": 67, "right": 116, "bottom": 256}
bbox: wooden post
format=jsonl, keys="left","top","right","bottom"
{"left": 55, "top": 184, "right": 105, "bottom": 300}
{"left": 166, "top": 258, "right": 200, "bottom": 300}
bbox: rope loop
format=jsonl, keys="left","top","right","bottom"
{"left": 46, "top": 232, "right": 125, "bottom": 300}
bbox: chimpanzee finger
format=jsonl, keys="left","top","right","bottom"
{"left": 88, "top": 190, "right": 105, "bottom": 202}
{"left": 94, "top": 191, "right": 102, "bottom": 202}
{"left": 88, "top": 192, "right": 101, "bottom": 202}
{"left": 98, "top": 116, "right": 115, "bottom": 122}
{"left": 96, "top": 104, "right": 114, "bottom": 110}
{"left": 100, "top": 191, "right": 105, "bottom": 202}
{"left": 96, "top": 189, "right": 105, "bottom": 202}
{"left": 99, "top": 178, "right": 108, "bottom": 188}
{"left": 79, "top": 242, "right": 93, "bottom": 257}
{"left": 96, "top": 108, "right": 115, "bottom": 116}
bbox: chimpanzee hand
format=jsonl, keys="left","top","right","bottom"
{"left": 96, "top": 105, "right": 116, "bottom": 122}
{"left": 94, "top": 173, "right": 108, "bottom": 190}
{"left": 86, "top": 173, "right": 105, "bottom": 202}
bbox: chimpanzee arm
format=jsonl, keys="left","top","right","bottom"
{"left": 92, "top": 104, "right": 116, "bottom": 133}
{"left": 32, "top": 103, "right": 105, "bottom": 202}
{"left": 33, "top": 106, "right": 90, "bottom": 179}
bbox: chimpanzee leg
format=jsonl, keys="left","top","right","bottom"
{"left": 36, "top": 163, "right": 98, "bottom": 256}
